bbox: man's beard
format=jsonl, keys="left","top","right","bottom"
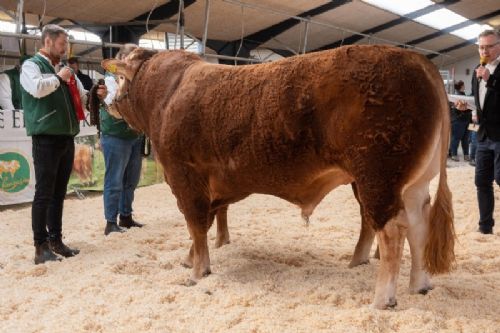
{"left": 48, "top": 46, "right": 64, "bottom": 63}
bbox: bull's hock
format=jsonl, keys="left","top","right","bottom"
{"left": 100, "top": 45, "right": 455, "bottom": 309}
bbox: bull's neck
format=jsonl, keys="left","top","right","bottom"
{"left": 128, "top": 54, "right": 200, "bottom": 135}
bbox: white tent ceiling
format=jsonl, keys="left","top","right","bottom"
{"left": 1, "top": 0, "right": 500, "bottom": 67}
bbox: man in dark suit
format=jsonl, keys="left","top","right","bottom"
{"left": 472, "top": 29, "right": 500, "bottom": 235}
{"left": 67, "top": 57, "right": 93, "bottom": 90}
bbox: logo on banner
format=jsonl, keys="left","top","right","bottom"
{"left": 0, "top": 152, "right": 30, "bottom": 193}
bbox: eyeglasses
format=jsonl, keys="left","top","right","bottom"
{"left": 478, "top": 42, "right": 499, "bottom": 51}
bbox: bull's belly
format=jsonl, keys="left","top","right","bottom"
{"left": 209, "top": 166, "right": 353, "bottom": 215}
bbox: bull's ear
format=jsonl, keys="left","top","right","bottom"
{"left": 101, "top": 59, "right": 134, "bottom": 81}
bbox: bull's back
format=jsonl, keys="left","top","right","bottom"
{"left": 161, "top": 46, "right": 447, "bottom": 197}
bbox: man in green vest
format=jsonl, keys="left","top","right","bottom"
{"left": 20, "top": 24, "right": 88, "bottom": 264}
{"left": 0, "top": 55, "right": 29, "bottom": 110}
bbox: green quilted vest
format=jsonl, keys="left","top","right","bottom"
{"left": 21, "top": 54, "right": 79, "bottom": 136}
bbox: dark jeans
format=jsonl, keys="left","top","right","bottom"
{"left": 474, "top": 138, "right": 500, "bottom": 231}
{"left": 100, "top": 135, "right": 142, "bottom": 223}
{"left": 31, "top": 135, "right": 75, "bottom": 245}
{"left": 450, "top": 120, "right": 470, "bottom": 156}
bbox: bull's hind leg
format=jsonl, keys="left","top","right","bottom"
{"left": 215, "top": 205, "right": 230, "bottom": 248}
{"left": 350, "top": 183, "right": 376, "bottom": 268}
{"left": 373, "top": 210, "right": 408, "bottom": 309}
{"left": 403, "top": 182, "right": 433, "bottom": 294}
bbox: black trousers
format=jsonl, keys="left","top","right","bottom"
{"left": 474, "top": 138, "right": 500, "bottom": 232}
{"left": 31, "top": 135, "right": 74, "bottom": 245}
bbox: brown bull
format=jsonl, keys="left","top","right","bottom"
{"left": 102, "top": 45, "right": 454, "bottom": 309}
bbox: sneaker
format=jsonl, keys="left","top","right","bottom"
{"left": 451, "top": 155, "right": 459, "bottom": 162}
{"left": 464, "top": 155, "right": 470, "bottom": 161}
{"left": 469, "top": 159, "right": 476, "bottom": 166}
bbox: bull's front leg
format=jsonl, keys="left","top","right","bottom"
{"left": 184, "top": 221, "right": 211, "bottom": 284}
{"left": 350, "top": 182, "right": 376, "bottom": 267}
{"left": 372, "top": 210, "right": 407, "bottom": 309}
{"left": 215, "top": 205, "right": 230, "bottom": 248}
{"left": 350, "top": 214, "right": 376, "bottom": 268}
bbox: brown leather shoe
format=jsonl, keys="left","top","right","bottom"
{"left": 119, "top": 215, "right": 144, "bottom": 228}
{"left": 34, "top": 242, "right": 61, "bottom": 265}
{"left": 49, "top": 238, "right": 80, "bottom": 257}
{"left": 104, "top": 221, "right": 126, "bottom": 235}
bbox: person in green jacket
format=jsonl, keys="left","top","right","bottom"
{"left": 20, "top": 24, "right": 88, "bottom": 264}
{"left": 97, "top": 43, "right": 144, "bottom": 236}
{"left": 0, "top": 55, "right": 29, "bottom": 110}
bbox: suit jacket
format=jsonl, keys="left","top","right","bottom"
{"left": 472, "top": 62, "right": 500, "bottom": 141}
{"left": 76, "top": 70, "right": 94, "bottom": 91}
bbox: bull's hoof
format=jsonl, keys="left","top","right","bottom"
{"left": 386, "top": 297, "right": 397, "bottom": 308}
{"left": 215, "top": 238, "right": 230, "bottom": 249}
{"left": 182, "top": 255, "right": 193, "bottom": 269}
{"left": 181, "top": 261, "right": 193, "bottom": 269}
{"left": 194, "top": 268, "right": 211, "bottom": 278}
{"left": 348, "top": 259, "right": 369, "bottom": 268}
{"left": 184, "top": 279, "right": 197, "bottom": 287}
{"left": 410, "top": 281, "right": 434, "bottom": 295}
{"left": 418, "top": 285, "right": 434, "bottom": 295}
{"left": 186, "top": 269, "right": 211, "bottom": 285}
{"left": 371, "top": 297, "right": 398, "bottom": 310}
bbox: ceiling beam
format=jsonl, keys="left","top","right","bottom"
{"left": 242, "top": 0, "right": 351, "bottom": 49}
{"left": 427, "top": 39, "right": 474, "bottom": 59}
{"left": 134, "top": 0, "right": 196, "bottom": 22}
{"left": 76, "top": 45, "right": 101, "bottom": 57}
{"left": 0, "top": 5, "right": 16, "bottom": 20}
{"left": 60, "top": 19, "right": 177, "bottom": 30}
{"left": 206, "top": 1, "right": 352, "bottom": 61}
{"left": 314, "top": 0, "right": 460, "bottom": 51}
{"left": 408, "top": 9, "right": 500, "bottom": 45}
{"left": 424, "top": 9, "right": 500, "bottom": 59}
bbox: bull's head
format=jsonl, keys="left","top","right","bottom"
{"left": 101, "top": 48, "right": 157, "bottom": 119}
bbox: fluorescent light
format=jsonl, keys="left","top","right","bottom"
{"left": 362, "top": 0, "right": 433, "bottom": 16}
{"left": 414, "top": 8, "right": 467, "bottom": 30}
{"left": 0, "top": 20, "right": 16, "bottom": 33}
{"left": 450, "top": 24, "right": 494, "bottom": 41}
{"left": 68, "top": 30, "right": 101, "bottom": 42}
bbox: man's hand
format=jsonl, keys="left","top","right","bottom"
{"left": 455, "top": 100, "right": 468, "bottom": 111}
{"left": 96, "top": 85, "right": 107, "bottom": 101}
{"left": 57, "top": 67, "right": 72, "bottom": 83}
{"left": 476, "top": 66, "right": 490, "bottom": 81}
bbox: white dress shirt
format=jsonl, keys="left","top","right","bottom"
{"left": 479, "top": 55, "right": 500, "bottom": 109}
{"left": 20, "top": 53, "right": 87, "bottom": 104}
{"left": 0, "top": 72, "right": 14, "bottom": 110}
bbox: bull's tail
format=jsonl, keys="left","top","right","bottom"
{"left": 424, "top": 109, "right": 455, "bottom": 274}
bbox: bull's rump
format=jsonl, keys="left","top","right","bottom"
{"left": 162, "top": 45, "right": 445, "bottom": 184}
